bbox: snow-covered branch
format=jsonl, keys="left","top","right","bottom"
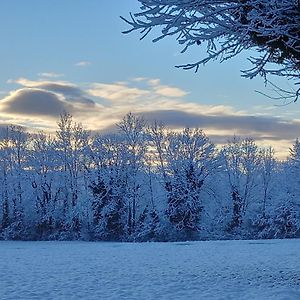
{"left": 122, "top": 0, "right": 300, "bottom": 101}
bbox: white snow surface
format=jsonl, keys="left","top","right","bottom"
{"left": 0, "top": 239, "right": 300, "bottom": 300}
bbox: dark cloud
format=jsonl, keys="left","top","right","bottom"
{"left": 137, "top": 110, "right": 300, "bottom": 141}
{"left": 208, "top": 134, "right": 291, "bottom": 145}
{"left": 21, "top": 82, "right": 95, "bottom": 106}
{"left": 37, "top": 83, "right": 94, "bottom": 105}
{"left": 36, "top": 83, "right": 82, "bottom": 96}
{"left": 0, "top": 88, "right": 72, "bottom": 117}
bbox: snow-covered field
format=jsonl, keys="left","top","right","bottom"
{"left": 0, "top": 239, "right": 299, "bottom": 300}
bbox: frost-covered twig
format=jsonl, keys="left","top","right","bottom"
{"left": 122, "top": 0, "right": 300, "bottom": 102}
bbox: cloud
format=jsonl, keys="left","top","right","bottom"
{"left": 13, "top": 78, "right": 95, "bottom": 106}
{"left": 38, "top": 72, "right": 64, "bottom": 78}
{"left": 88, "top": 83, "right": 150, "bottom": 102}
{"left": 1, "top": 76, "right": 299, "bottom": 158}
{"left": 132, "top": 77, "right": 148, "bottom": 82}
{"left": 85, "top": 79, "right": 299, "bottom": 157}
{"left": 139, "top": 110, "right": 300, "bottom": 141}
{"left": 75, "top": 61, "right": 91, "bottom": 67}
{"left": 0, "top": 88, "right": 72, "bottom": 117}
{"left": 0, "top": 79, "right": 100, "bottom": 130}
{"left": 147, "top": 78, "right": 161, "bottom": 86}
{"left": 154, "top": 86, "right": 188, "bottom": 98}
{"left": 87, "top": 78, "right": 188, "bottom": 103}
{"left": 146, "top": 78, "right": 188, "bottom": 97}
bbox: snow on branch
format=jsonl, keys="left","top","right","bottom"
{"left": 122, "top": 0, "right": 300, "bottom": 101}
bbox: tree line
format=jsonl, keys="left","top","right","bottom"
{"left": 0, "top": 113, "right": 299, "bottom": 241}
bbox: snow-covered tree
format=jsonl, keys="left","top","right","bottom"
{"left": 249, "top": 147, "right": 278, "bottom": 238}
{"left": 0, "top": 126, "right": 29, "bottom": 239}
{"left": 149, "top": 125, "right": 218, "bottom": 240}
{"left": 290, "top": 137, "right": 300, "bottom": 162}
{"left": 222, "top": 137, "right": 261, "bottom": 231}
{"left": 55, "top": 112, "right": 90, "bottom": 237}
{"left": 286, "top": 138, "right": 300, "bottom": 203}
{"left": 8, "top": 126, "right": 28, "bottom": 224}
{"left": 29, "top": 132, "right": 58, "bottom": 238}
{"left": 256, "top": 147, "right": 277, "bottom": 216}
{"left": 279, "top": 138, "right": 300, "bottom": 237}
{"left": 1, "top": 113, "right": 299, "bottom": 241}
{"left": 0, "top": 128, "right": 11, "bottom": 230}
{"left": 134, "top": 205, "right": 160, "bottom": 241}
{"left": 87, "top": 134, "right": 128, "bottom": 240}
{"left": 123, "top": 0, "right": 300, "bottom": 101}
{"left": 117, "top": 113, "right": 147, "bottom": 236}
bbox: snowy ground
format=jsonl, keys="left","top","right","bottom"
{"left": 0, "top": 239, "right": 299, "bottom": 300}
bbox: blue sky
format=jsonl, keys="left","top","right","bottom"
{"left": 0, "top": 0, "right": 299, "bottom": 157}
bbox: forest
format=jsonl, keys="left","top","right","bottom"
{"left": 0, "top": 112, "right": 299, "bottom": 241}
